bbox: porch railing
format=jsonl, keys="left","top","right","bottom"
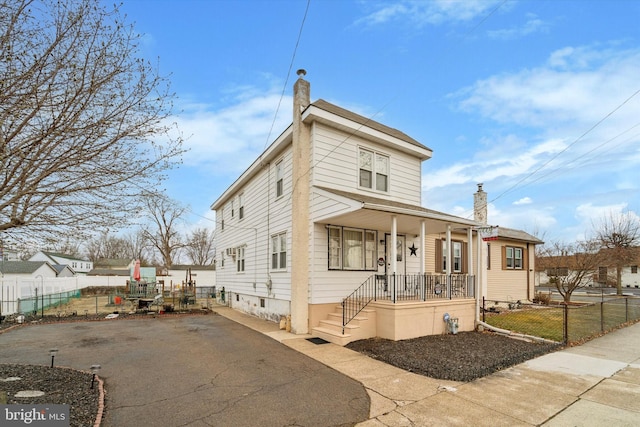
{"left": 342, "top": 274, "right": 475, "bottom": 334}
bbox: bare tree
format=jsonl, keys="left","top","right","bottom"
{"left": 593, "top": 211, "right": 640, "bottom": 295}
{"left": 184, "top": 228, "right": 215, "bottom": 266}
{"left": 84, "top": 230, "right": 151, "bottom": 264}
{"left": 0, "top": 0, "right": 183, "bottom": 244}
{"left": 537, "top": 240, "right": 604, "bottom": 304}
{"left": 139, "top": 194, "right": 187, "bottom": 270}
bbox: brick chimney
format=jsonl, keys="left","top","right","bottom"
{"left": 474, "top": 183, "right": 487, "bottom": 225}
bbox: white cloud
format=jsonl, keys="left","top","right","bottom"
{"left": 171, "top": 88, "right": 293, "bottom": 176}
{"left": 513, "top": 197, "right": 532, "bottom": 205}
{"left": 356, "top": 0, "right": 505, "bottom": 27}
{"left": 487, "top": 14, "right": 549, "bottom": 40}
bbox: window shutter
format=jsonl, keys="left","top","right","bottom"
{"left": 523, "top": 247, "right": 528, "bottom": 271}
{"left": 501, "top": 245, "right": 507, "bottom": 270}
{"left": 435, "top": 239, "right": 442, "bottom": 273}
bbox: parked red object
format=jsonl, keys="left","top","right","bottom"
{"left": 133, "top": 260, "right": 141, "bottom": 281}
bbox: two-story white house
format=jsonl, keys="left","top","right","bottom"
{"left": 29, "top": 251, "right": 93, "bottom": 275}
{"left": 212, "top": 71, "right": 504, "bottom": 344}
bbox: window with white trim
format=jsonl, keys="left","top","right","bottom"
{"left": 230, "top": 200, "right": 234, "bottom": 218}
{"left": 441, "top": 240, "right": 462, "bottom": 273}
{"left": 271, "top": 232, "right": 287, "bottom": 270}
{"left": 359, "top": 148, "right": 389, "bottom": 192}
{"left": 328, "top": 226, "right": 377, "bottom": 271}
{"left": 329, "top": 227, "right": 342, "bottom": 269}
{"left": 504, "top": 246, "right": 523, "bottom": 269}
{"left": 238, "top": 193, "right": 244, "bottom": 220}
{"left": 236, "top": 246, "right": 245, "bottom": 272}
{"left": 275, "top": 161, "right": 283, "bottom": 198}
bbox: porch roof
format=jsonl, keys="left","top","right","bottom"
{"left": 314, "top": 187, "right": 479, "bottom": 235}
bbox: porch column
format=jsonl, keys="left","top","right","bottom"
{"left": 420, "top": 220, "right": 426, "bottom": 275}
{"left": 445, "top": 224, "right": 452, "bottom": 275}
{"left": 467, "top": 227, "right": 473, "bottom": 275}
{"left": 476, "top": 229, "right": 482, "bottom": 323}
{"left": 390, "top": 215, "right": 398, "bottom": 274}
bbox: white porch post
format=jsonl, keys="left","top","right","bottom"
{"left": 445, "top": 224, "right": 452, "bottom": 275}
{"left": 476, "top": 228, "right": 482, "bottom": 323}
{"left": 420, "top": 220, "right": 426, "bottom": 275}
{"left": 390, "top": 215, "right": 398, "bottom": 274}
{"left": 467, "top": 227, "right": 473, "bottom": 276}
{"left": 446, "top": 224, "right": 452, "bottom": 297}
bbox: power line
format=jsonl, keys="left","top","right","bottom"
{"left": 261, "top": 0, "right": 311, "bottom": 153}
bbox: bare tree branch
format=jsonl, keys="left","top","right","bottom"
{"left": 0, "top": 0, "right": 184, "bottom": 245}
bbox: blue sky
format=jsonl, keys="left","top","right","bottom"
{"left": 117, "top": 0, "right": 640, "bottom": 243}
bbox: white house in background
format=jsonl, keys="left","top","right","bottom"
{"left": 0, "top": 261, "right": 59, "bottom": 279}
{"left": 212, "top": 71, "right": 487, "bottom": 344}
{"left": 29, "top": 251, "right": 93, "bottom": 274}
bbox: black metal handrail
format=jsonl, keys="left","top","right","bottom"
{"left": 341, "top": 273, "right": 475, "bottom": 333}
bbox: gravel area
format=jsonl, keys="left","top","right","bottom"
{"left": 0, "top": 363, "right": 100, "bottom": 427}
{"left": 347, "top": 331, "right": 562, "bottom": 382}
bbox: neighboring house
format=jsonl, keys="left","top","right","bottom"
{"left": 29, "top": 251, "right": 93, "bottom": 274}
{"left": 51, "top": 264, "right": 76, "bottom": 277}
{"left": 212, "top": 72, "right": 538, "bottom": 344}
{"left": 88, "top": 258, "right": 135, "bottom": 278}
{"left": 0, "top": 261, "right": 59, "bottom": 279}
{"left": 537, "top": 247, "right": 640, "bottom": 289}
{"left": 470, "top": 184, "right": 543, "bottom": 302}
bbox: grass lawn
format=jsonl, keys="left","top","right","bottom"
{"left": 485, "top": 307, "right": 564, "bottom": 342}
{"left": 485, "top": 298, "right": 640, "bottom": 344}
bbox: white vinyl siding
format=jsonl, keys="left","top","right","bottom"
{"left": 310, "top": 123, "right": 422, "bottom": 205}
{"left": 214, "top": 147, "right": 293, "bottom": 302}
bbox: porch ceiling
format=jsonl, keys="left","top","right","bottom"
{"left": 319, "top": 207, "right": 474, "bottom": 236}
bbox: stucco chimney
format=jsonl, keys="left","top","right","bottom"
{"left": 293, "top": 69, "right": 310, "bottom": 114}
{"left": 474, "top": 183, "right": 487, "bottom": 225}
{"left": 290, "top": 69, "right": 310, "bottom": 335}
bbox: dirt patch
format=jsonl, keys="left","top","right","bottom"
{"left": 346, "top": 331, "right": 562, "bottom": 382}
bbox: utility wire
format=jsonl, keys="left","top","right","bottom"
{"left": 261, "top": 0, "right": 311, "bottom": 153}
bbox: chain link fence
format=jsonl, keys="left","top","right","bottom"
{"left": 483, "top": 296, "right": 640, "bottom": 344}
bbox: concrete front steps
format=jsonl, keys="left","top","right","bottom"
{"left": 311, "top": 306, "right": 376, "bottom": 346}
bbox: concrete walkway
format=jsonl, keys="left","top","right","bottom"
{"left": 212, "top": 305, "right": 640, "bottom": 426}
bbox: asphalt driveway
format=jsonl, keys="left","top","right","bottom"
{"left": 0, "top": 314, "right": 370, "bottom": 426}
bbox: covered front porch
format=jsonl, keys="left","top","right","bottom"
{"left": 309, "top": 187, "right": 482, "bottom": 344}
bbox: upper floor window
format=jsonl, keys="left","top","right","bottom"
{"left": 504, "top": 246, "right": 523, "bottom": 270}
{"left": 271, "top": 232, "right": 287, "bottom": 270}
{"left": 359, "top": 149, "right": 389, "bottom": 192}
{"left": 238, "top": 193, "right": 245, "bottom": 220}
{"left": 275, "top": 161, "right": 283, "bottom": 198}
{"left": 230, "top": 200, "right": 235, "bottom": 218}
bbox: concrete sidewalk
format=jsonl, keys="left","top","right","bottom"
{"left": 212, "top": 305, "right": 640, "bottom": 426}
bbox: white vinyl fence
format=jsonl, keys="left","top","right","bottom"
{"left": 0, "top": 276, "right": 127, "bottom": 317}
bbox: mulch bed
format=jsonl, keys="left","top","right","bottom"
{"left": 346, "top": 331, "right": 562, "bottom": 382}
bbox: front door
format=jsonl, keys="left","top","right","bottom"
{"left": 385, "top": 234, "right": 406, "bottom": 275}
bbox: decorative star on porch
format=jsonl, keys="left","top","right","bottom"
{"left": 409, "top": 243, "right": 418, "bottom": 256}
